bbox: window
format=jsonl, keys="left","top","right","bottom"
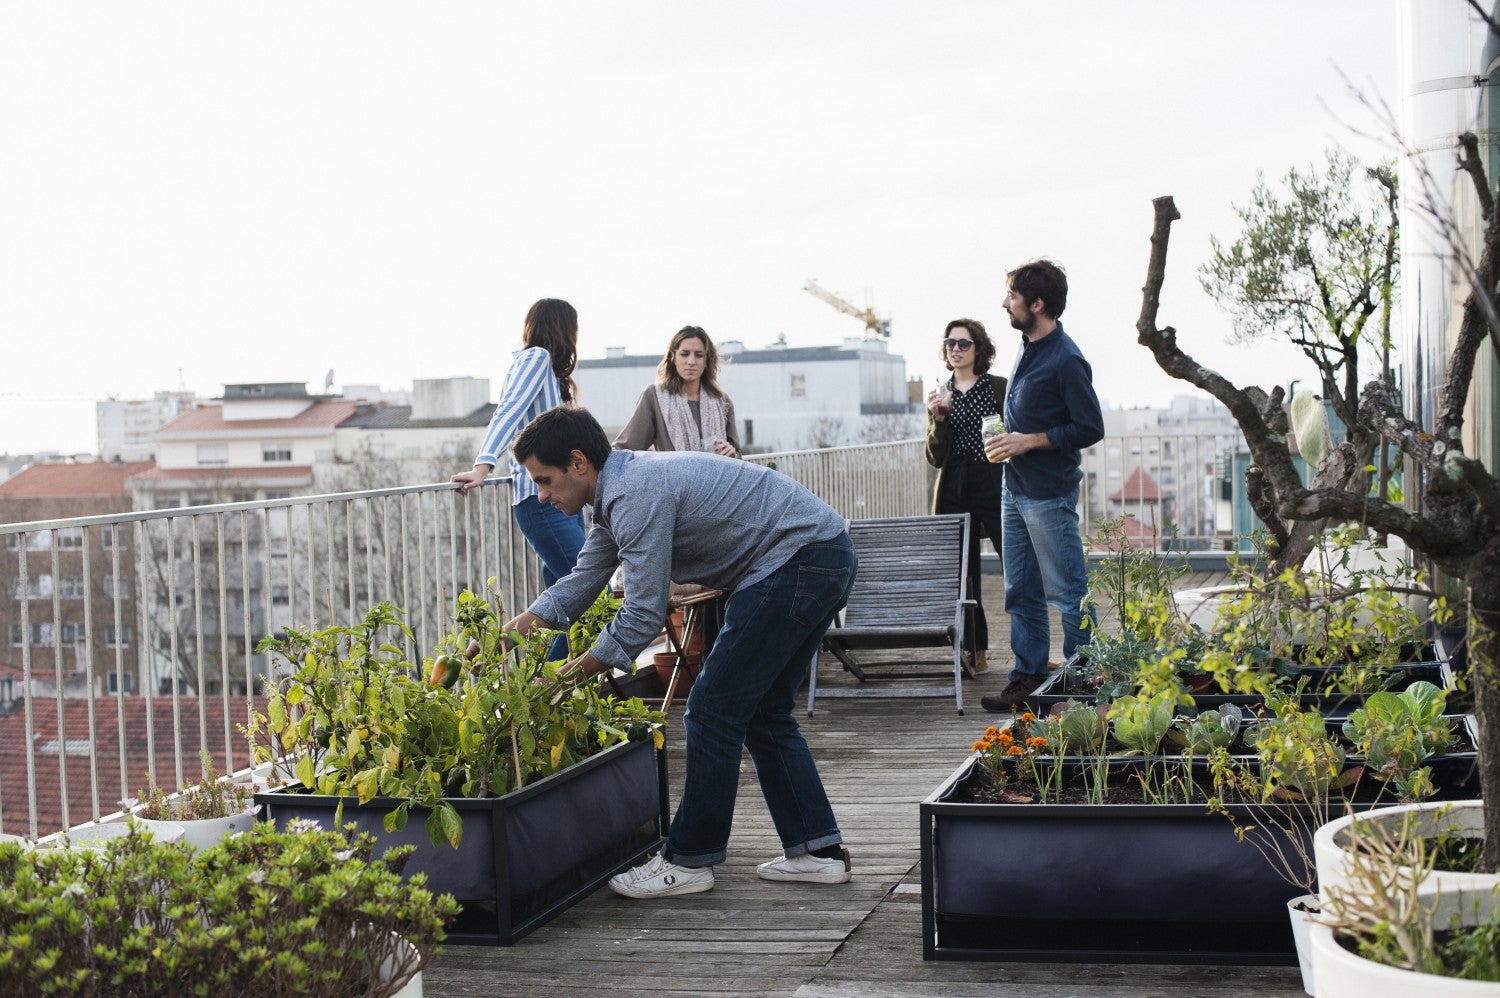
{"left": 790, "top": 374, "right": 806, "bottom": 398}
{"left": 265, "top": 490, "right": 293, "bottom": 501}
{"left": 262, "top": 443, "right": 293, "bottom": 462}
{"left": 101, "top": 529, "right": 127, "bottom": 550}
{"left": 58, "top": 577, "right": 85, "bottom": 599}
{"left": 59, "top": 623, "right": 85, "bottom": 644}
{"left": 55, "top": 528, "right": 83, "bottom": 549}
{"left": 11, "top": 575, "right": 52, "bottom": 599}
{"left": 6, "top": 532, "right": 51, "bottom": 551}
{"left": 104, "top": 625, "right": 131, "bottom": 648}
{"left": 744, "top": 420, "right": 754, "bottom": 446}
{"left": 103, "top": 576, "right": 130, "bottom": 599}
{"left": 271, "top": 585, "right": 290, "bottom": 606}
{"left": 197, "top": 444, "right": 229, "bottom": 465}
{"left": 106, "top": 672, "right": 136, "bottom": 694}
{"left": 10, "top": 623, "right": 54, "bottom": 646}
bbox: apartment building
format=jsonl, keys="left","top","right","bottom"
{"left": 0, "top": 460, "right": 153, "bottom": 701}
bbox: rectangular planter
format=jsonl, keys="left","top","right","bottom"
{"left": 256, "top": 735, "right": 668, "bottom": 946}
{"left": 1030, "top": 648, "right": 1446, "bottom": 719}
{"left": 920, "top": 754, "right": 1370, "bottom": 964}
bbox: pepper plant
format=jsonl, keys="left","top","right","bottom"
{"left": 247, "top": 587, "right": 663, "bottom": 848}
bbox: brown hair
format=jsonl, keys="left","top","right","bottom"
{"left": 523, "top": 298, "right": 580, "bottom": 402}
{"left": 941, "top": 318, "right": 997, "bottom": 376}
{"left": 657, "top": 325, "right": 725, "bottom": 397}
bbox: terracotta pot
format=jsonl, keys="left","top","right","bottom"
{"left": 652, "top": 651, "right": 701, "bottom": 695}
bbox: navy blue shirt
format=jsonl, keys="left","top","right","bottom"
{"left": 1001, "top": 322, "right": 1105, "bottom": 499}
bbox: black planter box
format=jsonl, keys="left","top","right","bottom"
{"left": 920, "top": 754, "right": 1376, "bottom": 964}
{"left": 1028, "top": 646, "right": 1446, "bottom": 719}
{"left": 256, "top": 735, "right": 668, "bottom": 946}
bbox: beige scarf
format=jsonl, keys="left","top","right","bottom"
{"left": 656, "top": 386, "right": 728, "bottom": 452}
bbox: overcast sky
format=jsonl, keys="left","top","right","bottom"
{"left": 0, "top": 1, "right": 1400, "bottom": 456}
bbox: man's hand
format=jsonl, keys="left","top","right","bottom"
{"left": 986, "top": 431, "right": 1049, "bottom": 462}
{"left": 451, "top": 464, "right": 494, "bottom": 495}
{"left": 500, "top": 610, "right": 548, "bottom": 656}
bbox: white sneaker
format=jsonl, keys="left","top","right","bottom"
{"left": 756, "top": 846, "right": 852, "bottom": 883}
{"left": 608, "top": 853, "right": 714, "bottom": 899}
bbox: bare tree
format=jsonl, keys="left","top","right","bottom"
{"left": 801, "top": 416, "right": 849, "bottom": 450}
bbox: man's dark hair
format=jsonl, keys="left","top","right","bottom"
{"left": 512, "top": 404, "right": 612, "bottom": 471}
{"left": 1007, "top": 259, "right": 1068, "bottom": 319}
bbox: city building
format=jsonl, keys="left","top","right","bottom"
{"left": 1080, "top": 395, "right": 1243, "bottom": 549}
{"left": 96, "top": 390, "right": 199, "bottom": 462}
{"left": 0, "top": 460, "right": 153, "bottom": 701}
{"left": 576, "top": 336, "right": 920, "bottom": 453}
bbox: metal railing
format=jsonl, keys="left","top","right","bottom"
{"left": 745, "top": 438, "right": 930, "bottom": 520}
{"left": 0, "top": 477, "right": 543, "bottom": 839}
{"left": 0, "top": 431, "right": 1242, "bottom": 839}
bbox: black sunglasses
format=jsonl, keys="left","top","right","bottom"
{"left": 943, "top": 338, "right": 975, "bottom": 351}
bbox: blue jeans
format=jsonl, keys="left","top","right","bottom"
{"left": 512, "top": 496, "right": 586, "bottom": 661}
{"left": 1001, "top": 486, "right": 1094, "bottom": 679}
{"left": 665, "top": 534, "right": 857, "bottom": 868}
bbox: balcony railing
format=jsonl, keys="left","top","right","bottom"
{"left": 0, "top": 431, "right": 1240, "bottom": 839}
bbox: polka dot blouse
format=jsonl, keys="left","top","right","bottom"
{"left": 944, "top": 376, "right": 1000, "bottom": 464}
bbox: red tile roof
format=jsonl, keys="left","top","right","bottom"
{"left": 157, "top": 400, "right": 357, "bottom": 436}
{"left": 0, "top": 461, "right": 155, "bottom": 498}
{"left": 0, "top": 695, "right": 268, "bottom": 838}
{"left": 1109, "top": 467, "right": 1169, "bottom": 503}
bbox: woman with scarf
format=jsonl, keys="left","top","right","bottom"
{"left": 614, "top": 325, "right": 742, "bottom": 457}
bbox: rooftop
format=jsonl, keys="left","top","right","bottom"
{"left": 0, "top": 460, "right": 155, "bottom": 498}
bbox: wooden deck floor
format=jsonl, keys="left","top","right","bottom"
{"left": 426, "top": 571, "right": 1305, "bottom": 997}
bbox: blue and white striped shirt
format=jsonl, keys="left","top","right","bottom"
{"left": 473, "top": 346, "right": 564, "bottom": 505}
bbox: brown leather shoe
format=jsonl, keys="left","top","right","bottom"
{"left": 980, "top": 673, "right": 1044, "bottom": 712}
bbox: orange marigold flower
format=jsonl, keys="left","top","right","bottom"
{"left": 971, "top": 741, "right": 989, "bottom": 752}
{"left": 984, "top": 726, "right": 1001, "bottom": 739}
{"left": 996, "top": 731, "right": 1014, "bottom": 745}
{"left": 1005, "top": 745, "right": 1025, "bottom": 756}
{"left": 1027, "top": 736, "right": 1048, "bottom": 749}
{"left": 1020, "top": 711, "right": 1037, "bottom": 724}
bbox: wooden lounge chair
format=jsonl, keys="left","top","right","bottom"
{"left": 808, "top": 514, "right": 975, "bottom": 715}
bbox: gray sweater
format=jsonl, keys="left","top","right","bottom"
{"left": 528, "top": 449, "right": 846, "bottom": 670}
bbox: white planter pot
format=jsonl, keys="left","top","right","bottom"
{"left": 49, "top": 820, "right": 184, "bottom": 849}
{"left": 1315, "top": 800, "right": 1498, "bottom": 899}
{"left": 137, "top": 810, "right": 257, "bottom": 850}
{"left": 1288, "top": 893, "right": 1320, "bottom": 996}
{"left": 1308, "top": 884, "right": 1500, "bottom": 996}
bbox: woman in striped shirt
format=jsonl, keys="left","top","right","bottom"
{"left": 452, "top": 298, "right": 585, "bottom": 660}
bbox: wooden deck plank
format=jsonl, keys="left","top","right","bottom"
{"left": 424, "top": 569, "right": 1306, "bottom": 997}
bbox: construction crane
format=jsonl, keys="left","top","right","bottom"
{"left": 803, "top": 279, "right": 891, "bottom": 339}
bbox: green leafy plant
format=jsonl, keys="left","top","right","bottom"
{"left": 1044, "top": 700, "right": 1108, "bottom": 756}
{"left": 1196, "top": 525, "right": 1447, "bottom": 697}
{"left": 132, "top": 749, "right": 256, "bottom": 822}
{"left": 1107, "top": 690, "right": 1175, "bottom": 756}
{"left": 0, "top": 819, "right": 458, "bottom": 997}
{"left": 1170, "top": 705, "right": 1245, "bottom": 755}
{"left": 1341, "top": 680, "right": 1454, "bottom": 802}
{"left": 248, "top": 588, "right": 663, "bottom": 848}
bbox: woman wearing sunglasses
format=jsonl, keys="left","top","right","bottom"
{"left": 924, "top": 318, "right": 1007, "bottom": 675}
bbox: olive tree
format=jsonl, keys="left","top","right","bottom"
{"left": 1135, "top": 131, "right": 1500, "bottom": 871}
{"left": 1199, "top": 148, "right": 1399, "bottom": 438}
